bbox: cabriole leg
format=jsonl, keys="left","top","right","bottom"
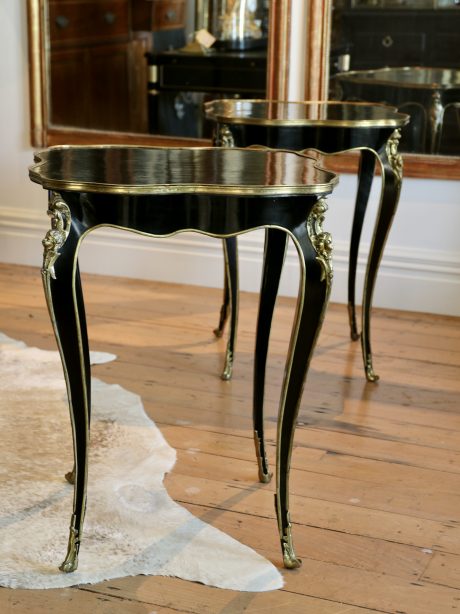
{"left": 362, "top": 130, "right": 403, "bottom": 382}
{"left": 348, "top": 149, "right": 375, "bottom": 341}
{"left": 253, "top": 229, "right": 288, "bottom": 483}
{"left": 213, "top": 121, "right": 238, "bottom": 381}
{"left": 41, "top": 192, "right": 91, "bottom": 573}
{"left": 219, "top": 237, "right": 238, "bottom": 380}
{"left": 276, "top": 199, "right": 333, "bottom": 569}
{"left": 213, "top": 241, "right": 231, "bottom": 338}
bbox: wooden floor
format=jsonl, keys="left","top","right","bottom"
{"left": 1, "top": 262, "right": 459, "bottom": 614}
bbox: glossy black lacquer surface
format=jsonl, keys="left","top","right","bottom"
{"left": 30, "top": 146, "right": 337, "bottom": 195}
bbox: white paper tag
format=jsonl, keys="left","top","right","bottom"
{"left": 195, "top": 29, "right": 216, "bottom": 49}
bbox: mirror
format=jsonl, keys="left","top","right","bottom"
{"left": 330, "top": 0, "right": 460, "bottom": 158}
{"left": 27, "top": 0, "right": 459, "bottom": 179}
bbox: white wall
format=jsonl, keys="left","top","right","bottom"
{"left": 1, "top": 1, "right": 459, "bottom": 316}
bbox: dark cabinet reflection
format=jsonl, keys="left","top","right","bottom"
{"left": 48, "top": 0, "right": 269, "bottom": 139}
{"left": 48, "top": 0, "right": 153, "bottom": 132}
{"left": 331, "top": 0, "right": 460, "bottom": 154}
{"left": 147, "top": 1, "right": 269, "bottom": 138}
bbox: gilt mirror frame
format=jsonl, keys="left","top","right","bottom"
{"left": 27, "top": 0, "right": 459, "bottom": 180}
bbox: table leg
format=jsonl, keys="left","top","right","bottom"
{"left": 276, "top": 199, "right": 333, "bottom": 569}
{"left": 212, "top": 125, "right": 239, "bottom": 381}
{"left": 213, "top": 241, "right": 230, "bottom": 339}
{"left": 41, "top": 192, "right": 91, "bottom": 573}
{"left": 362, "top": 130, "right": 403, "bottom": 382}
{"left": 348, "top": 149, "right": 375, "bottom": 341}
{"left": 214, "top": 237, "right": 238, "bottom": 380}
{"left": 429, "top": 91, "right": 444, "bottom": 154}
{"left": 253, "top": 229, "right": 288, "bottom": 484}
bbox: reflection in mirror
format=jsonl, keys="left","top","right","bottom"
{"left": 147, "top": 0, "right": 269, "bottom": 139}
{"left": 330, "top": 0, "right": 460, "bottom": 155}
{"left": 47, "top": 0, "right": 184, "bottom": 134}
{"left": 46, "top": 0, "right": 269, "bottom": 139}
{"left": 46, "top": 0, "right": 150, "bottom": 132}
{"left": 28, "top": 0, "right": 460, "bottom": 178}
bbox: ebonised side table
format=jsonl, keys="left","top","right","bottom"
{"left": 29, "top": 145, "right": 338, "bottom": 573}
{"left": 204, "top": 99, "right": 409, "bottom": 383}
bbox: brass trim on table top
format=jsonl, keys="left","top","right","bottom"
{"left": 29, "top": 145, "right": 339, "bottom": 196}
{"left": 204, "top": 99, "right": 410, "bottom": 128}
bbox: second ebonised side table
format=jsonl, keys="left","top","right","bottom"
{"left": 205, "top": 99, "right": 409, "bottom": 383}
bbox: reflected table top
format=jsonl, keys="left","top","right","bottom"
{"left": 204, "top": 99, "right": 409, "bottom": 128}
{"left": 335, "top": 67, "right": 460, "bottom": 154}
{"left": 29, "top": 145, "right": 338, "bottom": 196}
{"left": 335, "top": 67, "right": 460, "bottom": 90}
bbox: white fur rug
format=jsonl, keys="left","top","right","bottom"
{"left": 0, "top": 332, "right": 283, "bottom": 591}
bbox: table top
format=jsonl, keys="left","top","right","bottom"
{"left": 335, "top": 67, "right": 460, "bottom": 90}
{"left": 204, "top": 100, "right": 409, "bottom": 128}
{"left": 29, "top": 146, "right": 338, "bottom": 196}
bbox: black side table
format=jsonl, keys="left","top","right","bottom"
{"left": 205, "top": 99, "right": 409, "bottom": 383}
{"left": 29, "top": 145, "right": 338, "bottom": 573}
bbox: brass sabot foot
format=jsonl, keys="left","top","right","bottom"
{"left": 59, "top": 551, "right": 78, "bottom": 573}
{"left": 221, "top": 365, "right": 233, "bottom": 380}
{"left": 365, "top": 359, "right": 380, "bottom": 383}
{"left": 283, "top": 549, "right": 302, "bottom": 569}
{"left": 220, "top": 364, "right": 233, "bottom": 382}
{"left": 258, "top": 466, "right": 273, "bottom": 484}
{"left": 59, "top": 516, "right": 80, "bottom": 573}
{"left": 221, "top": 347, "right": 233, "bottom": 381}
{"left": 275, "top": 497, "right": 302, "bottom": 569}
{"left": 281, "top": 528, "right": 302, "bottom": 569}
{"left": 254, "top": 431, "right": 272, "bottom": 483}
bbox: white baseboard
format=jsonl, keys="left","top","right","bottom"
{"left": 1, "top": 206, "right": 459, "bottom": 316}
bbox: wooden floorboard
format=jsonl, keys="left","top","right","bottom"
{"left": 0, "top": 262, "right": 459, "bottom": 613}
